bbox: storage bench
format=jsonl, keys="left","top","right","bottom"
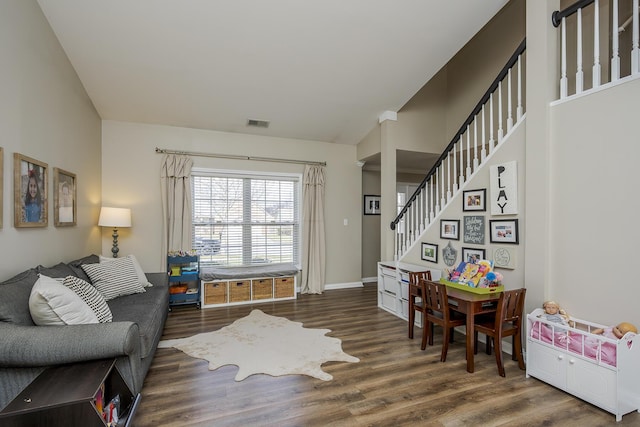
{"left": 200, "top": 263, "right": 299, "bottom": 308}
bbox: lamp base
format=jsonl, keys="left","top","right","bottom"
{"left": 111, "top": 228, "right": 120, "bottom": 258}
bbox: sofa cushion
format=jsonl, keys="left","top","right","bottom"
{"left": 82, "top": 257, "right": 146, "bottom": 301}
{"left": 108, "top": 284, "right": 168, "bottom": 358}
{"left": 0, "top": 269, "right": 39, "bottom": 326}
{"left": 29, "top": 275, "right": 99, "bottom": 326}
{"left": 99, "top": 254, "right": 153, "bottom": 287}
{"left": 63, "top": 276, "right": 113, "bottom": 323}
{"left": 67, "top": 254, "right": 99, "bottom": 283}
{"left": 36, "top": 262, "right": 76, "bottom": 279}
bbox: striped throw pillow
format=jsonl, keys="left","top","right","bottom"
{"left": 81, "top": 257, "right": 146, "bottom": 301}
{"left": 63, "top": 276, "right": 113, "bottom": 323}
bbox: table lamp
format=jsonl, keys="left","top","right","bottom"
{"left": 98, "top": 207, "right": 132, "bottom": 258}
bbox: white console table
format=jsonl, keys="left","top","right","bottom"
{"left": 377, "top": 261, "right": 442, "bottom": 324}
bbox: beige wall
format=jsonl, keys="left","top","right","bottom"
{"left": 361, "top": 170, "right": 381, "bottom": 278}
{"left": 0, "top": 0, "right": 102, "bottom": 279}
{"left": 549, "top": 78, "right": 640, "bottom": 325}
{"left": 101, "top": 121, "right": 362, "bottom": 286}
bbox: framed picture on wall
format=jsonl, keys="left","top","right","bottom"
{"left": 54, "top": 167, "right": 77, "bottom": 227}
{"left": 463, "top": 188, "right": 486, "bottom": 212}
{"left": 421, "top": 242, "right": 438, "bottom": 263}
{"left": 14, "top": 153, "right": 48, "bottom": 228}
{"left": 489, "top": 219, "right": 519, "bottom": 244}
{"left": 364, "top": 195, "right": 380, "bottom": 215}
{"left": 462, "top": 247, "right": 486, "bottom": 264}
{"left": 440, "top": 219, "right": 460, "bottom": 240}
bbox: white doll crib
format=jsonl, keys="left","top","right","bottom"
{"left": 526, "top": 308, "right": 640, "bottom": 422}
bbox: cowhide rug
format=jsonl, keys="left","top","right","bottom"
{"left": 158, "top": 309, "right": 359, "bottom": 381}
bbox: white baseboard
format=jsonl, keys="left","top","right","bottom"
{"left": 324, "top": 281, "right": 364, "bottom": 290}
{"left": 361, "top": 276, "right": 377, "bottom": 283}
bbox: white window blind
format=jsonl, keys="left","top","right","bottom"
{"left": 192, "top": 169, "right": 300, "bottom": 267}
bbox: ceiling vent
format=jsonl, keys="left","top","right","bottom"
{"left": 247, "top": 119, "right": 270, "bottom": 128}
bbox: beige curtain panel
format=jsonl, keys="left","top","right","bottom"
{"left": 160, "top": 154, "right": 193, "bottom": 259}
{"left": 300, "top": 164, "right": 326, "bottom": 294}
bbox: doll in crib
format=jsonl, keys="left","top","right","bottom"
{"left": 540, "top": 300, "right": 573, "bottom": 327}
{"left": 592, "top": 322, "right": 638, "bottom": 339}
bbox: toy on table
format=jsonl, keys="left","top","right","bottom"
{"left": 592, "top": 322, "right": 638, "bottom": 340}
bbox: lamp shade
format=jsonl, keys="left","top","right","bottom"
{"left": 98, "top": 207, "right": 131, "bottom": 228}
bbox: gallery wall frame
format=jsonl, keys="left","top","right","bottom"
{"left": 364, "top": 194, "right": 380, "bottom": 215}
{"left": 421, "top": 242, "right": 438, "bottom": 263}
{"left": 463, "top": 188, "right": 486, "bottom": 212}
{"left": 440, "top": 219, "right": 460, "bottom": 240}
{"left": 54, "top": 167, "right": 77, "bottom": 227}
{"left": 489, "top": 219, "right": 519, "bottom": 244}
{"left": 462, "top": 247, "right": 486, "bottom": 263}
{"left": 14, "top": 153, "right": 48, "bottom": 228}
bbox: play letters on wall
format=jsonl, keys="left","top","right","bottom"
{"left": 490, "top": 161, "right": 518, "bottom": 215}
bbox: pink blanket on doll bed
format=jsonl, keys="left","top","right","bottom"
{"left": 530, "top": 321, "right": 617, "bottom": 367}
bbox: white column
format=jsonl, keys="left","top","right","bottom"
{"left": 458, "top": 136, "right": 465, "bottom": 187}
{"left": 465, "top": 127, "right": 472, "bottom": 178}
{"left": 453, "top": 140, "right": 458, "bottom": 193}
{"left": 489, "top": 93, "right": 495, "bottom": 154}
{"left": 473, "top": 118, "right": 479, "bottom": 171}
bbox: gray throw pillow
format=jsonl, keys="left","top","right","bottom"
{"left": 0, "top": 269, "right": 39, "bottom": 325}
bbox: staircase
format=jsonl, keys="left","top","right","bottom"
{"left": 391, "top": 40, "right": 526, "bottom": 261}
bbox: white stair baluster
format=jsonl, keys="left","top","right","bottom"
{"left": 440, "top": 164, "right": 445, "bottom": 209}
{"left": 517, "top": 54, "right": 524, "bottom": 120}
{"left": 489, "top": 93, "right": 495, "bottom": 154}
{"left": 498, "top": 82, "right": 504, "bottom": 142}
{"left": 612, "top": 0, "right": 620, "bottom": 81}
{"left": 507, "top": 68, "right": 513, "bottom": 131}
{"left": 453, "top": 140, "right": 458, "bottom": 193}
{"left": 481, "top": 104, "right": 487, "bottom": 162}
{"left": 633, "top": 0, "right": 639, "bottom": 75}
{"left": 593, "top": 0, "right": 601, "bottom": 88}
{"left": 561, "top": 17, "right": 568, "bottom": 98}
{"left": 466, "top": 127, "right": 472, "bottom": 178}
{"left": 576, "top": 8, "right": 584, "bottom": 94}
{"left": 429, "top": 181, "right": 434, "bottom": 222}
{"left": 459, "top": 136, "right": 465, "bottom": 187}
{"left": 446, "top": 153, "right": 452, "bottom": 203}
{"left": 473, "top": 118, "right": 479, "bottom": 171}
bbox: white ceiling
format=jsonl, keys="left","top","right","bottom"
{"left": 37, "top": 0, "right": 508, "bottom": 146}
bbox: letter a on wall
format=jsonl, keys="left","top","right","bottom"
{"left": 490, "top": 161, "right": 518, "bottom": 215}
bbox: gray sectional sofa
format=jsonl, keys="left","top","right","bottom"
{"left": 0, "top": 254, "right": 169, "bottom": 411}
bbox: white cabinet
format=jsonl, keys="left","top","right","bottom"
{"left": 526, "top": 309, "right": 640, "bottom": 421}
{"left": 377, "top": 261, "right": 441, "bottom": 325}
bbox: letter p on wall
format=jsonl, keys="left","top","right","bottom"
{"left": 490, "top": 161, "right": 518, "bottom": 215}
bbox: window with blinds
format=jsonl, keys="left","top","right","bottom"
{"left": 192, "top": 170, "right": 300, "bottom": 267}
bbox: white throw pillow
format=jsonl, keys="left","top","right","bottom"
{"left": 99, "top": 254, "right": 152, "bottom": 287}
{"left": 29, "top": 274, "right": 99, "bottom": 326}
{"left": 82, "top": 257, "right": 146, "bottom": 301}
{"left": 63, "top": 276, "right": 113, "bottom": 323}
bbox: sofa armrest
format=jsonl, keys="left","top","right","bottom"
{"left": 145, "top": 272, "right": 169, "bottom": 287}
{"left": 0, "top": 321, "right": 140, "bottom": 368}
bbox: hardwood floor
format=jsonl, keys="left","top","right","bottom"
{"left": 135, "top": 285, "right": 638, "bottom": 426}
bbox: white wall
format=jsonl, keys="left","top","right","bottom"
{"left": 101, "top": 120, "right": 362, "bottom": 287}
{"left": 401, "top": 122, "right": 526, "bottom": 296}
{"left": 549, "top": 78, "right": 640, "bottom": 325}
{"left": 0, "top": 0, "right": 102, "bottom": 279}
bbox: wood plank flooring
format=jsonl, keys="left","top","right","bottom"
{"left": 135, "top": 285, "right": 638, "bottom": 426}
